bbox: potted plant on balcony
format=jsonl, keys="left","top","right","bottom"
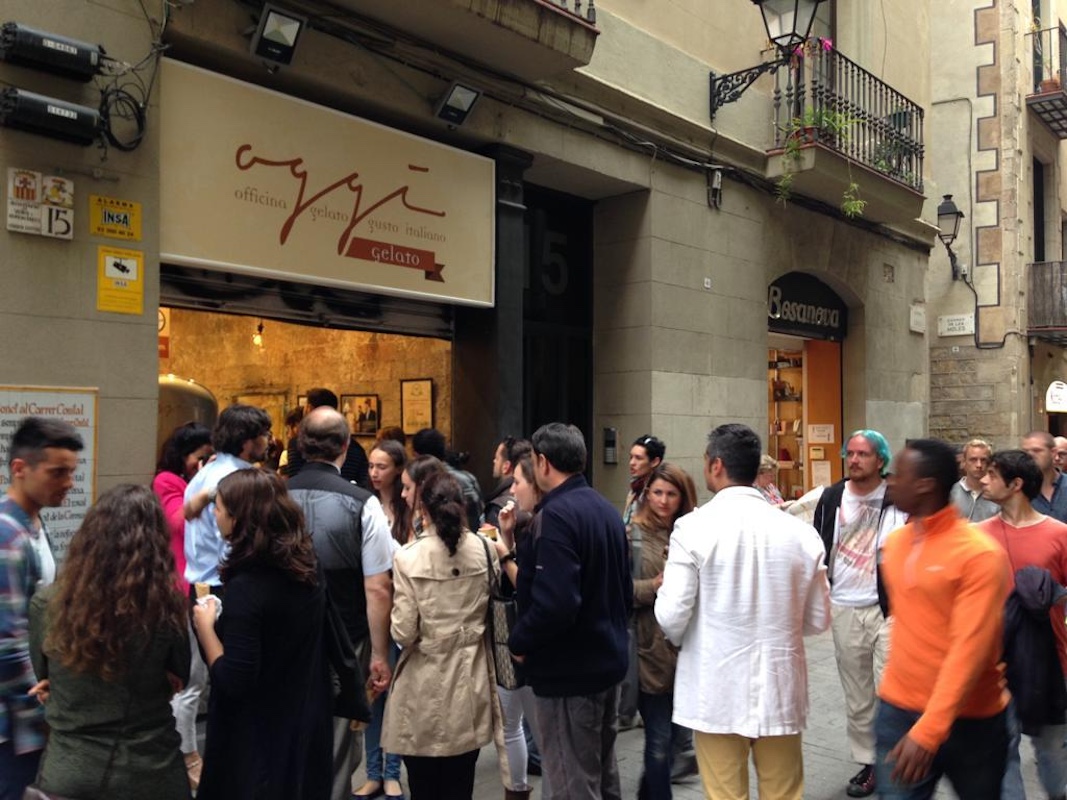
{"left": 775, "top": 108, "right": 867, "bottom": 219}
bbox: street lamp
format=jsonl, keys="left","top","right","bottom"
{"left": 709, "top": 0, "right": 828, "bottom": 119}
{"left": 936, "top": 194, "right": 965, "bottom": 280}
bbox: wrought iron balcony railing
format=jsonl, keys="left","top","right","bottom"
{"left": 1027, "top": 25, "right": 1067, "bottom": 137}
{"left": 770, "top": 42, "right": 924, "bottom": 193}
{"left": 1030, "top": 24, "right": 1067, "bottom": 92}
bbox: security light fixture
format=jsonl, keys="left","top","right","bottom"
{"left": 709, "top": 0, "right": 827, "bottom": 119}
{"left": 0, "top": 22, "right": 105, "bottom": 82}
{"left": 250, "top": 4, "right": 306, "bottom": 67}
{"left": 252, "top": 319, "right": 265, "bottom": 348}
{"left": 0, "top": 88, "right": 102, "bottom": 146}
{"left": 936, "top": 194, "right": 966, "bottom": 280}
{"left": 434, "top": 82, "right": 481, "bottom": 127}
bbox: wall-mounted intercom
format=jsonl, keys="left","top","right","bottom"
{"left": 603, "top": 427, "right": 618, "bottom": 465}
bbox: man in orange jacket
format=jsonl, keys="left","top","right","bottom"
{"left": 877, "top": 438, "right": 1012, "bottom": 799}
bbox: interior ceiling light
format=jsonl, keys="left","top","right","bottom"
{"left": 250, "top": 4, "right": 306, "bottom": 67}
{"left": 434, "top": 82, "right": 481, "bottom": 127}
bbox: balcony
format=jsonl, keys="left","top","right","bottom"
{"left": 1027, "top": 25, "right": 1067, "bottom": 137}
{"left": 1029, "top": 261, "right": 1067, "bottom": 343}
{"left": 329, "top": 0, "right": 599, "bottom": 82}
{"left": 763, "top": 43, "right": 925, "bottom": 223}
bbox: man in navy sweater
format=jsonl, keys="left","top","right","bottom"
{"left": 508, "top": 422, "right": 632, "bottom": 800}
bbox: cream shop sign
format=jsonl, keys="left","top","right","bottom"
{"left": 159, "top": 60, "right": 495, "bottom": 307}
{"left": 767, "top": 272, "right": 848, "bottom": 342}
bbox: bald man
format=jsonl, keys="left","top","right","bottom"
{"left": 1022, "top": 432, "right": 1067, "bottom": 523}
{"left": 1054, "top": 436, "right": 1067, "bottom": 472}
{"left": 287, "top": 407, "right": 395, "bottom": 800}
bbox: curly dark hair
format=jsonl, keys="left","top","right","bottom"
{"left": 217, "top": 469, "right": 317, "bottom": 585}
{"left": 45, "top": 485, "right": 186, "bottom": 681}
{"left": 156, "top": 421, "right": 212, "bottom": 477}
{"left": 419, "top": 471, "right": 468, "bottom": 556}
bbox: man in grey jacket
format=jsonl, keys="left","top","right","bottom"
{"left": 287, "top": 407, "right": 395, "bottom": 800}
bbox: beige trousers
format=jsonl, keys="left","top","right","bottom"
{"left": 694, "top": 731, "right": 803, "bottom": 800}
{"left": 830, "top": 602, "right": 890, "bottom": 765}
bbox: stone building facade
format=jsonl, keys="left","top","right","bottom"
{"left": 927, "top": 0, "right": 1066, "bottom": 445}
{"left": 0, "top": 0, "right": 937, "bottom": 515}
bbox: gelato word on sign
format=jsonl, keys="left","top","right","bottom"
{"left": 97, "top": 245, "right": 145, "bottom": 315}
{"left": 937, "top": 313, "right": 975, "bottom": 337}
{"left": 1047, "top": 381, "right": 1067, "bottom": 413}
{"left": 89, "top": 194, "right": 142, "bottom": 241}
{"left": 6, "top": 168, "right": 74, "bottom": 239}
{"left": 159, "top": 59, "right": 495, "bottom": 307}
{"left": 0, "top": 386, "right": 97, "bottom": 564}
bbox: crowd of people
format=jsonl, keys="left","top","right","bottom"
{"left": 4, "top": 402, "right": 1067, "bottom": 800}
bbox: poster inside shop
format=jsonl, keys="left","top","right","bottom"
{"left": 0, "top": 387, "right": 97, "bottom": 563}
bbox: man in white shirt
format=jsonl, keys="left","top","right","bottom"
{"left": 949, "top": 438, "right": 998, "bottom": 522}
{"left": 655, "top": 423, "right": 830, "bottom": 800}
{"left": 812, "top": 429, "right": 908, "bottom": 797}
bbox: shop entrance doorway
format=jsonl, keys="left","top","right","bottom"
{"left": 157, "top": 303, "right": 452, "bottom": 467}
{"left": 767, "top": 272, "right": 847, "bottom": 496}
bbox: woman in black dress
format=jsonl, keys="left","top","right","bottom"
{"left": 193, "top": 468, "right": 332, "bottom": 800}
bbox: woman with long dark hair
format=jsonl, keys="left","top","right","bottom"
{"left": 28, "top": 484, "right": 190, "bottom": 800}
{"left": 153, "top": 422, "right": 213, "bottom": 594}
{"left": 382, "top": 471, "right": 503, "bottom": 800}
{"left": 370, "top": 438, "right": 409, "bottom": 548}
{"left": 354, "top": 438, "right": 408, "bottom": 800}
{"left": 400, "top": 455, "right": 448, "bottom": 541}
{"left": 152, "top": 421, "right": 212, "bottom": 789}
{"left": 631, "top": 462, "right": 698, "bottom": 800}
{"left": 192, "top": 469, "right": 332, "bottom": 800}
{"left": 491, "top": 451, "right": 542, "bottom": 798}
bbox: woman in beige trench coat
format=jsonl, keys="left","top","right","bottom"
{"left": 382, "top": 470, "right": 508, "bottom": 800}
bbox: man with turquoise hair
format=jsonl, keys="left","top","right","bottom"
{"left": 812, "top": 429, "right": 908, "bottom": 798}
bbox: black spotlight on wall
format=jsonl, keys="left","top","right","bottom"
{"left": 0, "top": 88, "right": 102, "bottom": 146}
{"left": 249, "top": 4, "right": 307, "bottom": 68}
{"left": 0, "top": 22, "right": 105, "bottom": 82}
{"left": 434, "top": 82, "right": 481, "bottom": 127}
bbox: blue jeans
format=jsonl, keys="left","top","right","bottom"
{"left": 875, "top": 700, "right": 1007, "bottom": 800}
{"left": 637, "top": 691, "right": 675, "bottom": 800}
{"left": 366, "top": 646, "right": 402, "bottom": 783}
{"left": 1002, "top": 699, "right": 1067, "bottom": 800}
{"left": 0, "top": 741, "right": 40, "bottom": 800}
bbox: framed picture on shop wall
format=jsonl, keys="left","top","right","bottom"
{"left": 401, "top": 379, "right": 433, "bottom": 434}
{"left": 341, "top": 394, "right": 380, "bottom": 436}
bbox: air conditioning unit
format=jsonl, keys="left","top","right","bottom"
{"left": 0, "top": 88, "right": 102, "bottom": 145}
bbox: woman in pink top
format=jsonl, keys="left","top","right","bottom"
{"left": 152, "top": 422, "right": 213, "bottom": 593}
{"left": 152, "top": 421, "right": 213, "bottom": 791}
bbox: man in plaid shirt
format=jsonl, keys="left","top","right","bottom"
{"left": 0, "top": 417, "right": 83, "bottom": 800}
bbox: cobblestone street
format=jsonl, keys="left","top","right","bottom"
{"left": 352, "top": 629, "right": 1042, "bottom": 799}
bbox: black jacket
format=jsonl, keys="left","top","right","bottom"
{"left": 283, "top": 436, "right": 370, "bottom": 490}
{"left": 812, "top": 479, "right": 894, "bottom": 616}
{"left": 509, "top": 474, "right": 633, "bottom": 697}
{"left": 1003, "top": 566, "right": 1067, "bottom": 735}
